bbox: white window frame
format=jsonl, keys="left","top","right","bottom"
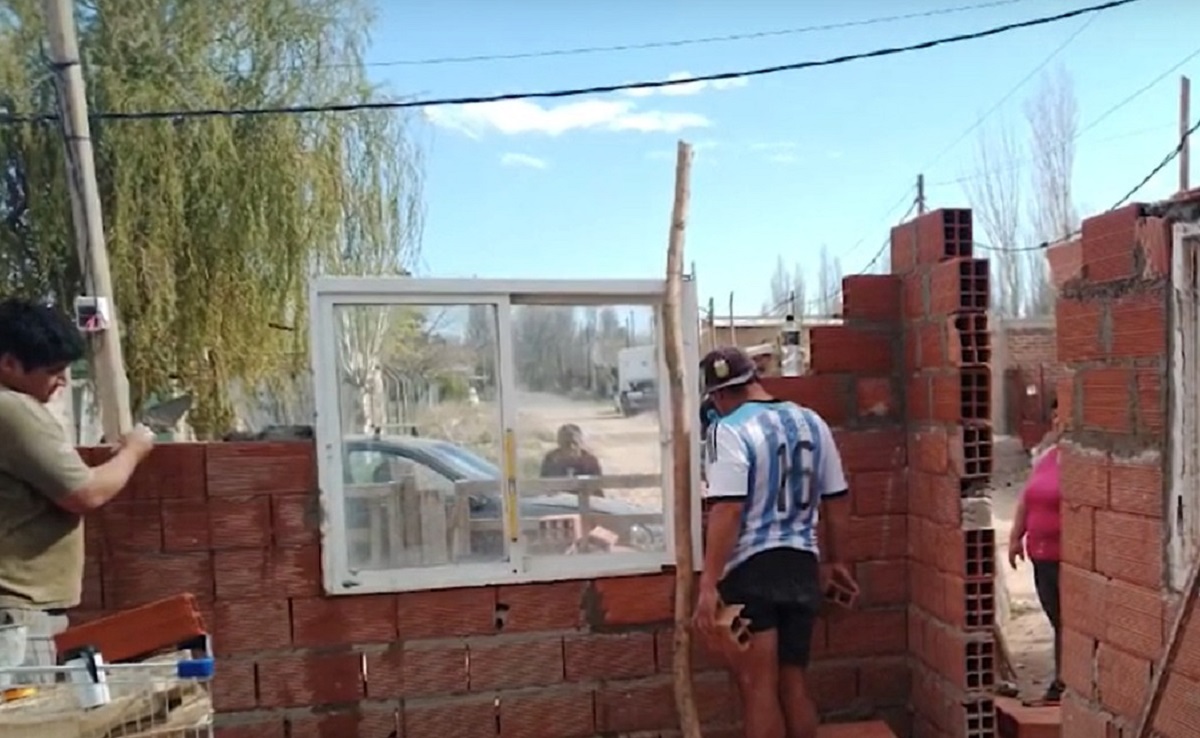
{"left": 1168, "top": 222, "right": 1200, "bottom": 592}
{"left": 309, "top": 277, "right": 703, "bottom": 595}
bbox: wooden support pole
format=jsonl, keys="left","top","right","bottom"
{"left": 917, "top": 173, "right": 926, "bottom": 215}
{"left": 1181, "top": 75, "right": 1191, "bottom": 194}
{"left": 42, "top": 0, "right": 133, "bottom": 440}
{"left": 663, "top": 140, "right": 700, "bottom": 738}
{"left": 1133, "top": 553, "right": 1200, "bottom": 737}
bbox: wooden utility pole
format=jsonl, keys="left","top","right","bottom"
{"left": 42, "top": 0, "right": 133, "bottom": 440}
{"left": 662, "top": 140, "right": 700, "bottom": 738}
{"left": 917, "top": 173, "right": 927, "bottom": 215}
{"left": 1181, "top": 75, "right": 1191, "bottom": 193}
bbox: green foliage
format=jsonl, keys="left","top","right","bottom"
{"left": 0, "top": 0, "right": 422, "bottom": 437}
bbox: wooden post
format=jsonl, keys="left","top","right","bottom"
{"left": 1181, "top": 75, "right": 1191, "bottom": 194}
{"left": 727, "top": 292, "right": 736, "bottom": 346}
{"left": 1133, "top": 553, "right": 1200, "bottom": 737}
{"left": 42, "top": 0, "right": 133, "bottom": 439}
{"left": 663, "top": 140, "right": 700, "bottom": 738}
{"left": 917, "top": 173, "right": 927, "bottom": 215}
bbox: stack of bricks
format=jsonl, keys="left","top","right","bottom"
{"left": 753, "top": 274, "right": 913, "bottom": 735}
{"left": 1050, "top": 203, "right": 1185, "bottom": 737}
{"left": 891, "top": 208, "right": 998, "bottom": 738}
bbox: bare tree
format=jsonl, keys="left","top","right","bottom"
{"left": 762, "top": 257, "right": 808, "bottom": 316}
{"left": 963, "top": 116, "right": 1025, "bottom": 317}
{"left": 816, "top": 245, "right": 841, "bottom": 316}
{"left": 1024, "top": 65, "right": 1079, "bottom": 316}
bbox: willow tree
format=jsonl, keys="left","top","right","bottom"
{"left": 0, "top": 0, "right": 422, "bottom": 437}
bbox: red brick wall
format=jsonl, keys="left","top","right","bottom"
{"left": 72, "top": 211, "right": 1007, "bottom": 738}
{"left": 1052, "top": 203, "right": 1193, "bottom": 737}
{"left": 892, "top": 209, "right": 999, "bottom": 738}
{"left": 1005, "top": 325, "right": 1056, "bottom": 378}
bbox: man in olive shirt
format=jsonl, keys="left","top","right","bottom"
{"left": 0, "top": 298, "right": 155, "bottom": 683}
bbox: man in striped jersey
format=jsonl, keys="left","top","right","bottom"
{"left": 693, "top": 346, "right": 852, "bottom": 738}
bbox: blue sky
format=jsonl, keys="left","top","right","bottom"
{"left": 366, "top": 0, "right": 1199, "bottom": 315}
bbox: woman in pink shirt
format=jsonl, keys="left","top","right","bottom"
{"left": 1008, "top": 398, "right": 1063, "bottom": 704}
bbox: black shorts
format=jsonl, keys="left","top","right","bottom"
{"left": 717, "top": 547, "right": 821, "bottom": 667}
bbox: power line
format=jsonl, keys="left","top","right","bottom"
{"left": 929, "top": 43, "right": 1200, "bottom": 188}
{"left": 0, "top": 0, "right": 1141, "bottom": 125}
{"left": 334, "top": 0, "right": 1041, "bottom": 69}
{"left": 972, "top": 115, "right": 1200, "bottom": 254}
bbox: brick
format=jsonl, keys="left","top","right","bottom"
{"left": 1080, "top": 204, "right": 1141, "bottom": 283}
{"left": 363, "top": 647, "right": 402, "bottom": 698}
{"left": 816, "top": 721, "right": 900, "bottom": 737}
{"left": 103, "top": 551, "right": 214, "bottom": 608}
{"left": 470, "top": 637, "right": 565, "bottom": 691}
{"left": 257, "top": 650, "right": 364, "bottom": 708}
{"left": 126, "top": 443, "right": 207, "bottom": 499}
{"left": 808, "top": 663, "right": 858, "bottom": 710}
{"left": 1056, "top": 297, "right": 1104, "bottom": 363}
{"left": 397, "top": 587, "right": 497, "bottom": 639}
{"left": 1079, "top": 366, "right": 1135, "bottom": 432}
{"left": 287, "top": 705, "right": 400, "bottom": 738}
{"left": 851, "top": 471, "right": 907, "bottom": 516}
{"left": 213, "top": 597, "right": 291, "bottom": 654}
{"left": 271, "top": 492, "right": 320, "bottom": 546}
{"left": 906, "top": 374, "right": 932, "bottom": 422}
{"left": 855, "top": 559, "right": 909, "bottom": 607}
{"left": 1137, "top": 215, "right": 1171, "bottom": 279}
{"left": 55, "top": 593, "right": 207, "bottom": 663}
{"left": 1059, "top": 565, "right": 1107, "bottom": 639}
{"left": 809, "top": 326, "right": 893, "bottom": 374}
{"left": 208, "top": 495, "right": 272, "bottom": 549}
{"left": 99, "top": 500, "right": 164, "bottom": 553}
{"left": 1108, "top": 453, "right": 1163, "bottom": 518}
{"left": 826, "top": 608, "right": 906, "bottom": 657}
{"left": 565, "top": 632, "right": 655, "bottom": 682}
{"left": 161, "top": 499, "right": 211, "bottom": 551}
{"left": 1060, "top": 504, "right": 1095, "bottom": 571}
{"left": 890, "top": 220, "right": 919, "bottom": 274}
{"left": 213, "top": 545, "right": 321, "bottom": 600}
{"left": 1109, "top": 289, "right": 1167, "bottom": 358}
{"left": 910, "top": 426, "right": 950, "bottom": 475}
{"left": 856, "top": 376, "right": 898, "bottom": 420}
{"left": 834, "top": 429, "right": 906, "bottom": 473}
{"left": 762, "top": 374, "right": 852, "bottom": 427}
{"left": 1097, "top": 642, "right": 1150, "bottom": 717}
{"left": 206, "top": 441, "right": 315, "bottom": 496}
{"left": 843, "top": 515, "right": 907, "bottom": 562}
{"left": 913, "top": 208, "right": 974, "bottom": 266}
{"left": 497, "top": 580, "right": 585, "bottom": 631}
{"left": 1175, "top": 614, "right": 1200, "bottom": 682}
{"left": 499, "top": 688, "right": 595, "bottom": 738}
{"left": 1152, "top": 672, "right": 1200, "bottom": 738}
{"left": 858, "top": 658, "right": 911, "bottom": 705}
{"left": 929, "top": 257, "right": 988, "bottom": 315}
{"left": 292, "top": 594, "right": 397, "bottom": 647}
{"left": 1095, "top": 510, "right": 1163, "bottom": 589}
{"left": 1104, "top": 578, "right": 1164, "bottom": 661}
{"left": 404, "top": 644, "right": 468, "bottom": 697}
{"left": 596, "top": 678, "right": 675, "bottom": 733}
{"left": 994, "top": 697, "right": 1062, "bottom": 738}
{"left": 1061, "top": 690, "right": 1110, "bottom": 737}
{"left": 1059, "top": 627, "right": 1096, "bottom": 699}
{"left": 590, "top": 575, "right": 672, "bottom": 627}
{"left": 215, "top": 713, "right": 287, "bottom": 738}
{"left": 842, "top": 274, "right": 901, "bottom": 322}
{"left": 1058, "top": 443, "right": 1108, "bottom": 508}
{"left": 211, "top": 657, "right": 257, "bottom": 712}
{"left": 901, "top": 271, "right": 926, "bottom": 324}
{"left": 404, "top": 695, "right": 496, "bottom": 738}
{"left": 1136, "top": 364, "right": 1165, "bottom": 434}
{"left": 653, "top": 628, "right": 723, "bottom": 674}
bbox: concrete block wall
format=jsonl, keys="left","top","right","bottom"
{"left": 891, "top": 209, "right": 999, "bottom": 738}
{"left": 1051, "top": 203, "right": 1191, "bottom": 737}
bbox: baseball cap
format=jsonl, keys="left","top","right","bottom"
{"left": 700, "top": 346, "right": 757, "bottom": 395}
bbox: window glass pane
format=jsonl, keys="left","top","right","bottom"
{"left": 510, "top": 303, "right": 666, "bottom": 558}
{"left": 333, "top": 303, "right": 506, "bottom": 570}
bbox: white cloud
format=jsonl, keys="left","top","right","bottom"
{"left": 500, "top": 153, "right": 547, "bottom": 169}
{"left": 769, "top": 153, "right": 799, "bottom": 165}
{"left": 425, "top": 98, "right": 710, "bottom": 138}
{"left": 624, "top": 72, "right": 748, "bottom": 98}
{"left": 750, "top": 141, "right": 798, "bottom": 152}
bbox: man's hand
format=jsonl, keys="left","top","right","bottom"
{"left": 118, "top": 425, "right": 156, "bottom": 462}
{"left": 1008, "top": 533, "right": 1026, "bottom": 570}
{"left": 692, "top": 582, "right": 720, "bottom": 635}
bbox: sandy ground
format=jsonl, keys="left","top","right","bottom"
{"left": 486, "top": 394, "right": 1056, "bottom": 696}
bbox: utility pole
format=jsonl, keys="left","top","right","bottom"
{"left": 916, "top": 173, "right": 927, "bottom": 215}
{"left": 1181, "top": 76, "right": 1191, "bottom": 193}
{"left": 42, "top": 0, "right": 133, "bottom": 440}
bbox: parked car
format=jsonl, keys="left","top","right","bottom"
{"left": 342, "top": 434, "right": 665, "bottom": 558}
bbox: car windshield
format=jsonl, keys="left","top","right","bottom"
{"left": 433, "top": 441, "right": 500, "bottom": 478}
